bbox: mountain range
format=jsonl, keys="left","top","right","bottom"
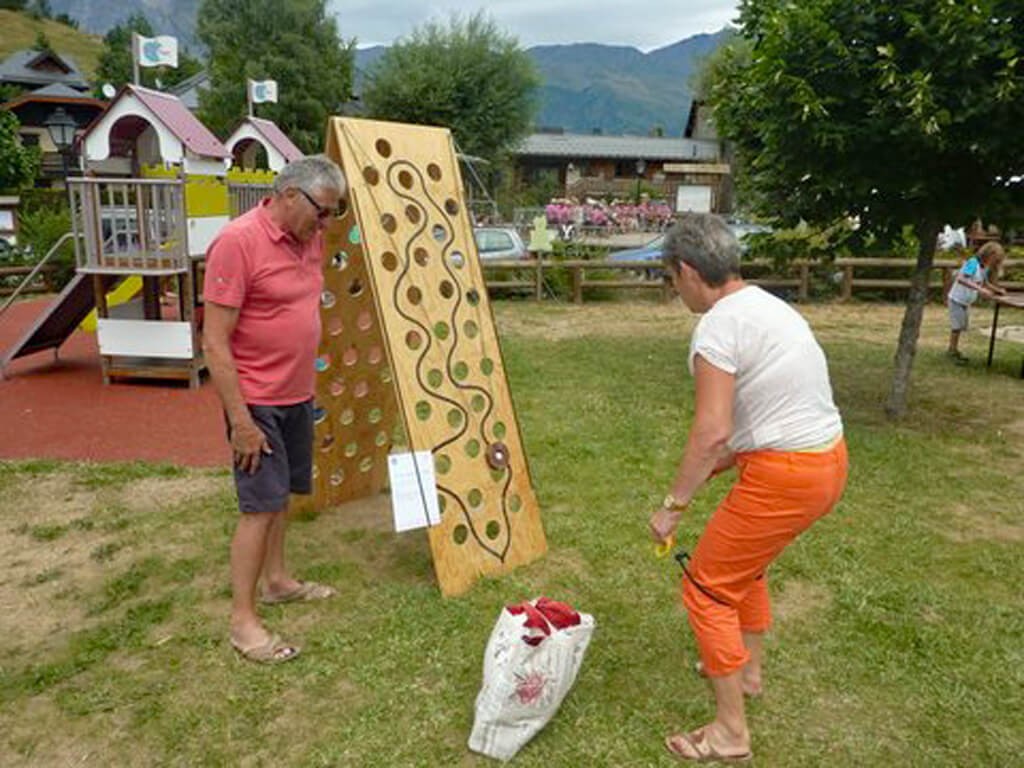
{"left": 45, "top": 0, "right": 730, "bottom": 136}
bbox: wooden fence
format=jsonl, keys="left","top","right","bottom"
{"left": 480, "top": 257, "right": 1024, "bottom": 303}
{"left": 0, "top": 265, "right": 58, "bottom": 296}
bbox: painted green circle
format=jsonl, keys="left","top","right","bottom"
{"left": 447, "top": 408, "right": 464, "bottom": 428}
{"left": 434, "top": 322, "right": 450, "bottom": 340}
{"left": 438, "top": 495, "right": 447, "bottom": 514}
{"left": 490, "top": 467, "right": 506, "bottom": 482}
{"left": 494, "top": 421, "right": 507, "bottom": 439}
{"left": 375, "top": 430, "right": 388, "bottom": 447}
{"left": 464, "top": 320, "right": 479, "bottom": 338}
{"left": 344, "top": 442, "right": 358, "bottom": 458}
{"left": 468, "top": 488, "right": 483, "bottom": 507}
{"left": 340, "top": 409, "right": 355, "bottom": 426}
{"left": 481, "top": 357, "right": 494, "bottom": 376}
{"left": 415, "top": 401, "right": 432, "bottom": 421}
{"left": 465, "top": 439, "right": 480, "bottom": 458}
{"left": 368, "top": 407, "right": 382, "bottom": 424}
{"left": 485, "top": 520, "right": 501, "bottom": 540}
{"left": 509, "top": 494, "right": 522, "bottom": 512}
{"left": 471, "top": 394, "right": 486, "bottom": 413}
{"left": 435, "top": 454, "right": 452, "bottom": 475}
{"left": 453, "top": 524, "right": 468, "bottom": 544}
{"left": 453, "top": 361, "right": 469, "bottom": 380}
{"left": 427, "top": 369, "right": 443, "bottom": 388}
{"left": 348, "top": 225, "right": 361, "bottom": 244}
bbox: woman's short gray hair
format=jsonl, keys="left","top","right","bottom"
{"left": 273, "top": 154, "right": 346, "bottom": 196}
{"left": 661, "top": 213, "right": 741, "bottom": 287}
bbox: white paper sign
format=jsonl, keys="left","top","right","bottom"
{"left": 387, "top": 451, "right": 441, "bottom": 532}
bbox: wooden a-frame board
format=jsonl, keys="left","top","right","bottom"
{"left": 313, "top": 116, "right": 546, "bottom": 596}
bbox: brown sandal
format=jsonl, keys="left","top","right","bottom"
{"left": 665, "top": 728, "right": 752, "bottom": 763}
{"left": 231, "top": 634, "right": 301, "bottom": 664}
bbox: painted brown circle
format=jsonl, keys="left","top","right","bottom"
{"left": 444, "top": 198, "right": 459, "bottom": 215}
{"left": 440, "top": 280, "right": 454, "bottom": 299}
{"left": 381, "top": 213, "right": 397, "bottom": 233}
{"left": 407, "top": 285, "right": 422, "bottom": 305}
{"left": 427, "top": 163, "right": 442, "bottom": 181}
{"left": 381, "top": 251, "right": 398, "bottom": 271}
{"left": 405, "top": 205, "right": 421, "bottom": 224}
{"left": 375, "top": 138, "right": 392, "bottom": 158}
{"left": 405, "top": 330, "right": 423, "bottom": 350}
{"left": 397, "top": 169, "right": 414, "bottom": 189}
{"left": 414, "top": 247, "right": 429, "bottom": 266}
{"left": 363, "top": 166, "right": 379, "bottom": 185}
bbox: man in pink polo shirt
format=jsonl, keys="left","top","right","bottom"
{"left": 203, "top": 155, "right": 345, "bottom": 664}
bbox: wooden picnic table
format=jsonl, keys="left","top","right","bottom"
{"left": 986, "top": 292, "right": 1024, "bottom": 378}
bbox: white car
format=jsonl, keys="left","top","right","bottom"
{"left": 474, "top": 227, "right": 529, "bottom": 261}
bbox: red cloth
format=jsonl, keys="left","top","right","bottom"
{"left": 507, "top": 597, "right": 581, "bottom": 645}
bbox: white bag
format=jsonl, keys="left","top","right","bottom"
{"left": 468, "top": 599, "right": 595, "bottom": 762}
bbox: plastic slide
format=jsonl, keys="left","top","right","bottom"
{"left": 79, "top": 275, "right": 143, "bottom": 332}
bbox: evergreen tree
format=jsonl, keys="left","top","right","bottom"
{"left": 0, "top": 111, "right": 41, "bottom": 191}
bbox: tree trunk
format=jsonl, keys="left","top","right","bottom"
{"left": 885, "top": 222, "right": 939, "bottom": 419}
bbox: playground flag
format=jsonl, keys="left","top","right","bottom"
{"left": 249, "top": 79, "right": 279, "bottom": 104}
{"left": 135, "top": 34, "right": 179, "bottom": 68}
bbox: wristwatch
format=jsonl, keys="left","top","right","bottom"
{"left": 662, "top": 493, "right": 688, "bottom": 511}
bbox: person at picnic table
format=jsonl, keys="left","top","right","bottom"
{"left": 649, "top": 213, "right": 848, "bottom": 762}
{"left": 947, "top": 241, "right": 1006, "bottom": 365}
{"left": 203, "top": 155, "right": 346, "bottom": 664}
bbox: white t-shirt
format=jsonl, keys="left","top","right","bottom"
{"left": 688, "top": 285, "right": 843, "bottom": 453}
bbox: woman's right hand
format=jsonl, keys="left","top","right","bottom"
{"left": 231, "top": 419, "right": 271, "bottom": 474}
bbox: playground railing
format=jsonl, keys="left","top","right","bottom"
{"left": 0, "top": 231, "right": 79, "bottom": 320}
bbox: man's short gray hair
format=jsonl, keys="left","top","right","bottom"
{"left": 661, "top": 213, "right": 741, "bottom": 287}
{"left": 273, "top": 154, "right": 346, "bottom": 196}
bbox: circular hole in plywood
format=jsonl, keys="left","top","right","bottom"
{"left": 315, "top": 354, "right": 330, "bottom": 373}
{"left": 444, "top": 198, "right": 459, "bottom": 215}
{"left": 348, "top": 278, "right": 364, "bottom": 297}
{"left": 453, "top": 524, "right": 468, "bottom": 545}
{"left": 320, "top": 434, "right": 335, "bottom": 452}
{"left": 375, "top": 430, "right": 388, "bottom": 447}
{"left": 415, "top": 401, "right": 431, "bottom": 421}
{"left": 466, "top": 288, "right": 480, "bottom": 306}
{"left": 368, "top": 407, "right": 382, "bottom": 424}
{"left": 397, "top": 169, "right": 413, "bottom": 189}
{"left": 450, "top": 251, "right": 465, "bottom": 269}
{"left": 321, "top": 290, "right": 336, "bottom": 309}
{"left": 337, "top": 198, "right": 349, "bottom": 217}
{"left": 381, "top": 251, "right": 398, "bottom": 271}
{"left": 368, "top": 346, "right": 383, "bottom": 365}
{"left": 375, "top": 138, "right": 392, "bottom": 158}
{"left": 340, "top": 409, "right": 355, "bottom": 426}
{"left": 327, "top": 316, "right": 344, "bottom": 336}
{"left": 354, "top": 380, "right": 369, "bottom": 399}
{"left": 363, "top": 166, "right": 379, "bottom": 185}
{"left": 439, "top": 280, "right": 454, "bottom": 299}
{"left": 407, "top": 286, "right": 422, "bottom": 305}
{"left": 330, "top": 378, "right": 346, "bottom": 397}
{"left": 427, "top": 163, "right": 442, "bottom": 181}
{"left": 313, "top": 406, "right": 327, "bottom": 424}
{"left": 414, "top": 247, "right": 429, "bottom": 267}
{"left": 343, "top": 346, "right": 359, "bottom": 366}
{"left": 405, "top": 330, "right": 422, "bottom": 350}
{"left": 344, "top": 442, "right": 358, "bottom": 458}
{"left": 432, "top": 224, "right": 447, "bottom": 243}
{"left": 405, "top": 205, "right": 421, "bottom": 225}
{"left": 485, "top": 520, "right": 501, "bottom": 540}
{"left": 359, "top": 456, "right": 373, "bottom": 473}
{"left": 348, "top": 225, "right": 361, "bottom": 245}
{"left": 332, "top": 251, "right": 348, "bottom": 270}
{"left": 381, "top": 368, "right": 393, "bottom": 384}
{"left": 330, "top": 469, "right": 344, "bottom": 486}
{"left": 381, "top": 213, "right": 397, "bottom": 233}
{"left": 357, "top": 310, "right": 372, "bottom": 331}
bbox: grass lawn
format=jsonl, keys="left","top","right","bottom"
{"left": 1, "top": 300, "right": 1022, "bottom": 766}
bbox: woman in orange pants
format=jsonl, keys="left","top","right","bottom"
{"left": 649, "top": 214, "right": 849, "bottom": 762}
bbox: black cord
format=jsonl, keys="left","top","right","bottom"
{"left": 674, "top": 550, "right": 732, "bottom": 608}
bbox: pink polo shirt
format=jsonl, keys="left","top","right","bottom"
{"left": 203, "top": 199, "right": 323, "bottom": 405}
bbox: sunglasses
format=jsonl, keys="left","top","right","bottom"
{"left": 296, "top": 188, "right": 335, "bottom": 220}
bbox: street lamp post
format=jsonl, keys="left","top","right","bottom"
{"left": 635, "top": 158, "right": 646, "bottom": 204}
{"left": 44, "top": 106, "right": 77, "bottom": 181}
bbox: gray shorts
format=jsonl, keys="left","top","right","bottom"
{"left": 948, "top": 300, "right": 970, "bottom": 332}
{"left": 229, "top": 400, "right": 314, "bottom": 513}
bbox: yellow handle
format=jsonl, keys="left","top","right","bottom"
{"left": 654, "top": 535, "right": 676, "bottom": 558}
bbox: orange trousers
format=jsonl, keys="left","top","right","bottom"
{"left": 682, "top": 438, "right": 848, "bottom": 677}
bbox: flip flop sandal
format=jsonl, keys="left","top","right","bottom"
{"left": 260, "top": 580, "right": 336, "bottom": 605}
{"left": 231, "top": 634, "right": 301, "bottom": 664}
{"left": 665, "top": 729, "right": 752, "bottom": 763}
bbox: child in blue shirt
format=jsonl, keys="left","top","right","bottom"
{"left": 947, "top": 241, "right": 1006, "bottom": 363}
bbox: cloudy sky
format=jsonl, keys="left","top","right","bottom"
{"left": 331, "top": 1, "right": 740, "bottom": 51}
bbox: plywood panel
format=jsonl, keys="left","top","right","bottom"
{"left": 324, "top": 116, "right": 546, "bottom": 596}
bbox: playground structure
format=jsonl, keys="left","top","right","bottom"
{"left": 309, "top": 117, "right": 546, "bottom": 595}
{"left": 1, "top": 85, "right": 297, "bottom": 384}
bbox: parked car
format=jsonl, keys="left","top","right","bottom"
{"left": 474, "top": 226, "right": 530, "bottom": 261}
{"left": 608, "top": 234, "right": 666, "bottom": 280}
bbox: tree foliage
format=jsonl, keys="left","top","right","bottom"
{"left": 0, "top": 111, "right": 40, "bottom": 190}
{"left": 361, "top": 12, "right": 539, "bottom": 166}
{"left": 95, "top": 13, "right": 203, "bottom": 95}
{"left": 196, "top": 0, "right": 354, "bottom": 154}
{"left": 705, "top": 0, "right": 1024, "bottom": 416}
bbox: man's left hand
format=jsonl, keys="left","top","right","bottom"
{"left": 649, "top": 506, "right": 683, "bottom": 544}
